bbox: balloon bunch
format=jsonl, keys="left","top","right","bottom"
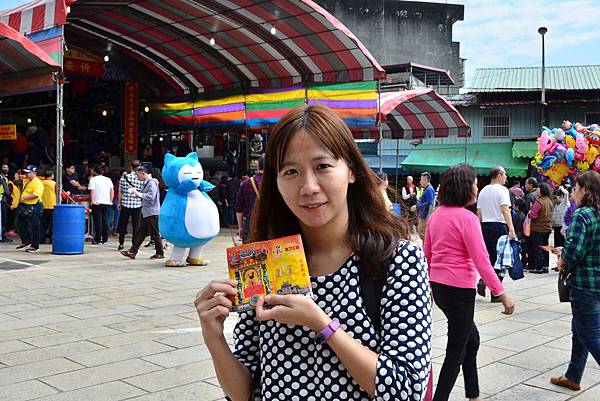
{"left": 532, "top": 120, "right": 600, "bottom": 187}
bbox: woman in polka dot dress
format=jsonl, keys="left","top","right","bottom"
{"left": 195, "top": 104, "right": 432, "bottom": 401}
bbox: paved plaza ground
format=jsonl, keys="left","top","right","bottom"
{"left": 0, "top": 231, "right": 599, "bottom": 401}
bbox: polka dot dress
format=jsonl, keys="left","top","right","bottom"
{"left": 231, "top": 240, "right": 432, "bottom": 401}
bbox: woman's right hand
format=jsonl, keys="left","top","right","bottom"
{"left": 497, "top": 293, "right": 515, "bottom": 315}
{"left": 194, "top": 279, "right": 237, "bottom": 340}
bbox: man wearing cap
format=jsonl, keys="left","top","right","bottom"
{"left": 88, "top": 165, "right": 114, "bottom": 245}
{"left": 15, "top": 165, "right": 44, "bottom": 252}
{"left": 120, "top": 166, "right": 163, "bottom": 260}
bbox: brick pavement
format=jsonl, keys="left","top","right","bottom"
{"left": 0, "top": 231, "right": 599, "bottom": 401}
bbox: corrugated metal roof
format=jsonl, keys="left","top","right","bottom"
{"left": 466, "top": 65, "right": 600, "bottom": 92}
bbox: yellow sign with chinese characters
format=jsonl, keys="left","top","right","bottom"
{"left": 0, "top": 125, "right": 16, "bottom": 140}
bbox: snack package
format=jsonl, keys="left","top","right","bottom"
{"left": 227, "top": 234, "right": 312, "bottom": 312}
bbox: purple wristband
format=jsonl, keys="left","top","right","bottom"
{"left": 315, "top": 319, "right": 340, "bottom": 344}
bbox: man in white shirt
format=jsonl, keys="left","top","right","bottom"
{"left": 88, "top": 165, "right": 114, "bottom": 245}
{"left": 476, "top": 166, "right": 516, "bottom": 301}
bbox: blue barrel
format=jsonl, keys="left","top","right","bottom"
{"left": 392, "top": 203, "right": 402, "bottom": 216}
{"left": 52, "top": 204, "right": 86, "bottom": 255}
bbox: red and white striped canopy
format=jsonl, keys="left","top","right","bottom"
{"left": 0, "top": 0, "right": 68, "bottom": 35}
{"left": 0, "top": 22, "right": 59, "bottom": 96}
{"left": 1, "top": 0, "right": 385, "bottom": 97}
{"left": 380, "top": 88, "right": 470, "bottom": 139}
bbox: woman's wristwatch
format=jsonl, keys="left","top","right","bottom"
{"left": 315, "top": 319, "right": 340, "bottom": 345}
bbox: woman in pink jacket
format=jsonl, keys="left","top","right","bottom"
{"left": 424, "top": 164, "right": 516, "bottom": 401}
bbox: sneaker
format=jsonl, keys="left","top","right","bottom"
{"left": 16, "top": 243, "right": 30, "bottom": 250}
{"left": 25, "top": 247, "right": 39, "bottom": 253}
{"left": 117, "top": 244, "right": 124, "bottom": 250}
{"left": 150, "top": 254, "right": 164, "bottom": 260}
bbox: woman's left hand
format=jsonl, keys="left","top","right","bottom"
{"left": 255, "top": 294, "right": 331, "bottom": 331}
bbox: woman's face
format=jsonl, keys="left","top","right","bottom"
{"left": 573, "top": 183, "right": 585, "bottom": 207}
{"left": 277, "top": 130, "right": 355, "bottom": 230}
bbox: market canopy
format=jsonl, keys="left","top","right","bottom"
{"left": 1, "top": 0, "right": 385, "bottom": 97}
{"left": 0, "top": 21, "right": 60, "bottom": 96}
{"left": 380, "top": 88, "right": 470, "bottom": 139}
{"left": 401, "top": 142, "right": 530, "bottom": 177}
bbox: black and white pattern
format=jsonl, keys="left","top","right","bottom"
{"left": 232, "top": 240, "right": 432, "bottom": 401}
{"left": 118, "top": 172, "right": 143, "bottom": 209}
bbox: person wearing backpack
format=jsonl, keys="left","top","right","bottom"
{"left": 425, "top": 164, "right": 515, "bottom": 401}
{"left": 195, "top": 105, "right": 432, "bottom": 401}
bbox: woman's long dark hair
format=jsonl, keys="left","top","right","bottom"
{"left": 575, "top": 170, "right": 600, "bottom": 213}
{"left": 250, "top": 104, "right": 409, "bottom": 278}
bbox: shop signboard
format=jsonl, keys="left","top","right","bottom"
{"left": 0, "top": 125, "right": 16, "bottom": 140}
{"left": 64, "top": 46, "right": 105, "bottom": 78}
{"left": 123, "top": 82, "right": 139, "bottom": 155}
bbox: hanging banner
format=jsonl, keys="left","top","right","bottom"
{"left": 0, "top": 125, "right": 16, "bottom": 140}
{"left": 123, "top": 82, "right": 139, "bottom": 155}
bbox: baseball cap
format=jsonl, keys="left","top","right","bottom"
{"left": 22, "top": 165, "right": 37, "bottom": 173}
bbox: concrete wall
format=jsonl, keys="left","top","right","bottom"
{"left": 315, "top": 0, "right": 465, "bottom": 88}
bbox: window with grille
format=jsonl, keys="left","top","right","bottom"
{"left": 483, "top": 115, "right": 510, "bottom": 137}
{"left": 585, "top": 112, "right": 600, "bottom": 125}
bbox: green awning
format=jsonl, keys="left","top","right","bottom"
{"left": 401, "top": 142, "right": 531, "bottom": 177}
{"left": 512, "top": 141, "right": 538, "bottom": 158}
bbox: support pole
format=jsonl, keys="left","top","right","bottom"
{"left": 377, "top": 79, "right": 383, "bottom": 174}
{"left": 55, "top": 27, "right": 65, "bottom": 204}
{"left": 395, "top": 138, "right": 399, "bottom": 192}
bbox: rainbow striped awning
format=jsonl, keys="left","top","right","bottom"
{"left": 151, "top": 82, "right": 379, "bottom": 131}
{"left": 152, "top": 91, "right": 245, "bottom": 129}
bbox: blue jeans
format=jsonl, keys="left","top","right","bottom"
{"left": 107, "top": 200, "right": 120, "bottom": 231}
{"left": 565, "top": 289, "right": 600, "bottom": 383}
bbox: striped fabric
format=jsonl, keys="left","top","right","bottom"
{"left": 245, "top": 85, "right": 306, "bottom": 129}
{"left": 151, "top": 91, "right": 245, "bottom": 128}
{"left": 0, "top": 22, "right": 59, "bottom": 96}
{"left": 380, "top": 89, "right": 470, "bottom": 139}
{"left": 308, "top": 81, "right": 378, "bottom": 129}
{"left": 1, "top": 0, "right": 385, "bottom": 97}
{"left": 0, "top": 0, "right": 68, "bottom": 35}
{"left": 151, "top": 82, "right": 380, "bottom": 131}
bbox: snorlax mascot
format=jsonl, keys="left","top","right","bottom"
{"left": 159, "top": 152, "right": 220, "bottom": 267}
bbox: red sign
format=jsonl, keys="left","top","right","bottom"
{"left": 123, "top": 82, "right": 139, "bottom": 155}
{"left": 64, "top": 58, "right": 105, "bottom": 78}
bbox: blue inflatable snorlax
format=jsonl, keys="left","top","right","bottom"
{"left": 159, "top": 152, "right": 220, "bottom": 267}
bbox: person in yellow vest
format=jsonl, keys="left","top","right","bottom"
{"left": 15, "top": 165, "right": 44, "bottom": 252}
{"left": 41, "top": 170, "right": 57, "bottom": 244}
